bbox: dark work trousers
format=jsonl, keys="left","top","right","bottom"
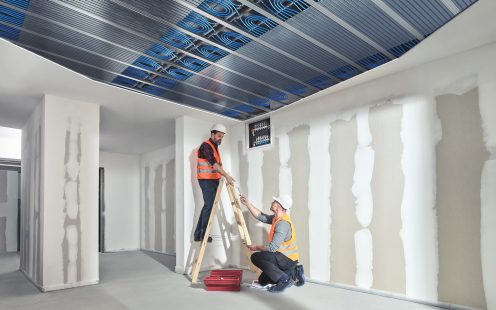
{"left": 251, "top": 251, "right": 298, "bottom": 284}
{"left": 194, "top": 179, "right": 220, "bottom": 240}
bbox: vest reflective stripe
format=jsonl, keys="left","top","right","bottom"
{"left": 197, "top": 168, "right": 217, "bottom": 172}
{"left": 268, "top": 213, "right": 299, "bottom": 261}
{"left": 197, "top": 140, "right": 222, "bottom": 179}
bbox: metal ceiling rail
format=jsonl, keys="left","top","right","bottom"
{"left": 234, "top": 0, "right": 367, "bottom": 73}
{"left": 369, "top": 0, "right": 424, "bottom": 41}
{"left": 164, "top": 0, "right": 339, "bottom": 84}
{"left": 439, "top": 0, "right": 461, "bottom": 15}
{"left": 0, "top": 20, "right": 269, "bottom": 113}
{"left": 315, "top": 0, "right": 409, "bottom": 49}
{"left": 305, "top": 0, "right": 396, "bottom": 60}
{"left": 1, "top": 2, "right": 298, "bottom": 102}
{"left": 15, "top": 41, "right": 254, "bottom": 117}
{"left": 49, "top": 0, "right": 320, "bottom": 92}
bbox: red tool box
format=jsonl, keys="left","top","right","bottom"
{"left": 203, "top": 269, "right": 243, "bottom": 291}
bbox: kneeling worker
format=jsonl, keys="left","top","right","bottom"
{"left": 240, "top": 194, "right": 305, "bottom": 293}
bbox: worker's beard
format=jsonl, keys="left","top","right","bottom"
{"left": 215, "top": 139, "right": 222, "bottom": 145}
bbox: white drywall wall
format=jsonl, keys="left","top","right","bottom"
{"left": 140, "top": 145, "right": 175, "bottom": 254}
{"left": 100, "top": 151, "right": 140, "bottom": 252}
{"left": 227, "top": 41, "right": 496, "bottom": 309}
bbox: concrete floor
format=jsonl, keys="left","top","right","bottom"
{"left": 0, "top": 251, "right": 442, "bottom": 310}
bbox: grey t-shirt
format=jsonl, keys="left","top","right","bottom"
{"left": 256, "top": 213, "right": 292, "bottom": 252}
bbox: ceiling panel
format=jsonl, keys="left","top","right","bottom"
{"left": 0, "top": 0, "right": 478, "bottom": 119}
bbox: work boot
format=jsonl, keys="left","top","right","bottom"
{"left": 295, "top": 265, "right": 305, "bottom": 287}
{"left": 258, "top": 273, "right": 272, "bottom": 286}
{"left": 268, "top": 275, "right": 292, "bottom": 293}
{"left": 194, "top": 236, "right": 212, "bottom": 243}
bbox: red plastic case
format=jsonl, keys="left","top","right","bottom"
{"left": 203, "top": 269, "right": 243, "bottom": 291}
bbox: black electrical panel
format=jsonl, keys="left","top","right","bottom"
{"left": 248, "top": 117, "right": 271, "bottom": 148}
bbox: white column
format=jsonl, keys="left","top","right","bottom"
{"left": 21, "top": 95, "right": 99, "bottom": 291}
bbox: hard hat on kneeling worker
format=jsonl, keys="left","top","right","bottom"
{"left": 272, "top": 195, "right": 293, "bottom": 210}
{"left": 211, "top": 123, "right": 227, "bottom": 134}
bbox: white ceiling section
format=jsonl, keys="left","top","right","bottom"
{"left": 0, "top": 0, "right": 495, "bottom": 154}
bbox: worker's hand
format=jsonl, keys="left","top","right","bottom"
{"left": 240, "top": 195, "right": 249, "bottom": 207}
{"left": 247, "top": 244, "right": 258, "bottom": 251}
{"left": 225, "top": 175, "right": 235, "bottom": 186}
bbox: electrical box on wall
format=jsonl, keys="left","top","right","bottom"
{"left": 247, "top": 117, "right": 271, "bottom": 148}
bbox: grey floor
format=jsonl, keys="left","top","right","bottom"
{"left": 0, "top": 251, "right": 442, "bottom": 310}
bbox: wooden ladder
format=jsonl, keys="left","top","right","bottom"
{"left": 191, "top": 180, "right": 255, "bottom": 283}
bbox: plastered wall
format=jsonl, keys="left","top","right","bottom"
{"left": 21, "top": 95, "right": 100, "bottom": 291}
{"left": 228, "top": 42, "right": 496, "bottom": 309}
{"left": 140, "top": 145, "right": 175, "bottom": 255}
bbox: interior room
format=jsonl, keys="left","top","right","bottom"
{"left": 0, "top": 0, "right": 495, "bottom": 309}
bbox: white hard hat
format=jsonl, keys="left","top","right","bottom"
{"left": 211, "top": 123, "right": 227, "bottom": 134}
{"left": 272, "top": 195, "right": 293, "bottom": 210}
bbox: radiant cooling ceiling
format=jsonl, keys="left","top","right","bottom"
{"left": 0, "top": 0, "right": 478, "bottom": 120}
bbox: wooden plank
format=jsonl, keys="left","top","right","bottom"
{"left": 226, "top": 185, "right": 247, "bottom": 242}
{"left": 228, "top": 185, "right": 252, "bottom": 245}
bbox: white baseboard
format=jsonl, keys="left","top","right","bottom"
{"left": 103, "top": 248, "right": 140, "bottom": 253}
{"left": 21, "top": 268, "right": 99, "bottom": 292}
{"left": 20, "top": 268, "right": 43, "bottom": 292}
{"left": 140, "top": 249, "right": 176, "bottom": 256}
{"left": 174, "top": 266, "right": 185, "bottom": 274}
{"left": 41, "top": 279, "right": 99, "bottom": 292}
{"left": 308, "top": 279, "right": 479, "bottom": 310}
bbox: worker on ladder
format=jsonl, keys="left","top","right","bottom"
{"left": 240, "top": 194, "right": 305, "bottom": 293}
{"left": 194, "top": 123, "right": 235, "bottom": 243}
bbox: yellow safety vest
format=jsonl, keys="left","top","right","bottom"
{"left": 268, "top": 213, "right": 299, "bottom": 261}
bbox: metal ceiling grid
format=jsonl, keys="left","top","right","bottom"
{"left": 0, "top": 0, "right": 478, "bottom": 120}
{"left": 33, "top": 47, "right": 259, "bottom": 119}
{"left": 9, "top": 0, "right": 291, "bottom": 111}
{"left": 256, "top": 25, "right": 350, "bottom": 78}
{"left": 316, "top": 0, "right": 417, "bottom": 53}
{"left": 196, "top": 64, "right": 301, "bottom": 102}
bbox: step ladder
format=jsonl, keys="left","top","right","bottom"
{"left": 191, "top": 180, "right": 257, "bottom": 283}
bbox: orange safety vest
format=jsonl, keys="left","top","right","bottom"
{"left": 197, "top": 140, "right": 222, "bottom": 180}
{"left": 268, "top": 213, "right": 299, "bottom": 261}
